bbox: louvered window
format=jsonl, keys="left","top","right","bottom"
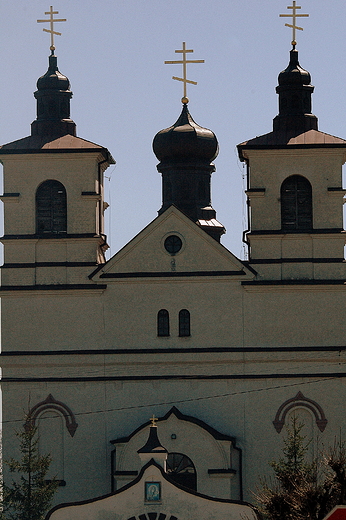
{"left": 36, "top": 180, "right": 67, "bottom": 235}
{"left": 281, "top": 175, "right": 312, "bottom": 230}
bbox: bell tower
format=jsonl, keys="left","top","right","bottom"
{"left": 0, "top": 45, "right": 114, "bottom": 287}
{"left": 237, "top": 38, "right": 346, "bottom": 281}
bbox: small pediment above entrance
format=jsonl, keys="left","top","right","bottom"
{"left": 46, "top": 460, "right": 258, "bottom": 520}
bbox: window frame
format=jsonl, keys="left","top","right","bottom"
{"left": 36, "top": 179, "right": 67, "bottom": 235}
{"left": 179, "top": 309, "right": 191, "bottom": 337}
{"left": 157, "top": 309, "right": 170, "bottom": 337}
{"left": 166, "top": 452, "right": 197, "bottom": 491}
{"left": 281, "top": 175, "right": 313, "bottom": 231}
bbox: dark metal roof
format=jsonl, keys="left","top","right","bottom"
{"left": 137, "top": 426, "right": 167, "bottom": 454}
{"left": 0, "top": 134, "right": 115, "bottom": 162}
{"left": 238, "top": 129, "right": 346, "bottom": 161}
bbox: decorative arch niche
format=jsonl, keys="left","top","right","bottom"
{"left": 273, "top": 391, "right": 328, "bottom": 433}
{"left": 27, "top": 394, "right": 78, "bottom": 437}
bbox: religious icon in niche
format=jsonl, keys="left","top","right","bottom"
{"left": 145, "top": 482, "right": 161, "bottom": 502}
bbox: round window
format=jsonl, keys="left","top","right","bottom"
{"left": 164, "top": 235, "right": 182, "bottom": 255}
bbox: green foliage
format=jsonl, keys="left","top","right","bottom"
{"left": 256, "top": 417, "right": 346, "bottom": 520}
{"left": 1, "top": 419, "right": 58, "bottom": 520}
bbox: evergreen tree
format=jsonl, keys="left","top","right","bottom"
{"left": 1, "top": 418, "right": 58, "bottom": 520}
{"left": 256, "top": 417, "right": 346, "bottom": 520}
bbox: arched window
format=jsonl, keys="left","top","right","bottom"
{"left": 179, "top": 309, "right": 190, "bottom": 337}
{"left": 157, "top": 309, "right": 169, "bottom": 337}
{"left": 281, "top": 175, "right": 312, "bottom": 230}
{"left": 36, "top": 180, "right": 67, "bottom": 235}
{"left": 166, "top": 452, "right": 197, "bottom": 491}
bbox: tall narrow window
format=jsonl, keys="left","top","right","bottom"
{"left": 36, "top": 180, "right": 67, "bottom": 235}
{"left": 157, "top": 309, "right": 169, "bottom": 337}
{"left": 281, "top": 175, "right": 312, "bottom": 230}
{"left": 179, "top": 309, "right": 190, "bottom": 337}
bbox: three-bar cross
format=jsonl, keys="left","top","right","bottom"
{"left": 165, "top": 42, "right": 204, "bottom": 104}
{"left": 279, "top": 1, "right": 309, "bottom": 47}
{"left": 37, "top": 6, "right": 66, "bottom": 54}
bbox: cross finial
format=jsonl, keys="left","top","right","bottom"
{"left": 37, "top": 6, "right": 67, "bottom": 55}
{"left": 150, "top": 415, "right": 158, "bottom": 427}
{"left": 165, "top": 42, "right": 204, "bottom": 104}
{"left": 279, "top": 1, "right": 309, "bottom": 48}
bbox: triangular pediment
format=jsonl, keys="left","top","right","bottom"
{"left": 91, "top": 206, "right": 254, "bottom": 281}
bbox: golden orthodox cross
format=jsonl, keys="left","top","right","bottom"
{"left": 165, "top": 42, "right": 204, "bottom": 104}
{"left": 37, "top": 6, "right": 66, "bottom": 54}
{"left": 279, "top": 1, "right": 309, "bottom": 47}
{"left": 150, "top": 415, "right": 158, "bottom": 427}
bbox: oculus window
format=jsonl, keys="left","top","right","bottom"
{"left": 164, "top": 235, "right": 182, "bottom": 255}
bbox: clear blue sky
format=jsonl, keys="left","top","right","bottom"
{"left": 1, "top": 1, "right": 345, "bottom": 259}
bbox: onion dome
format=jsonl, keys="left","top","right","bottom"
{"left": 278, "top": 50, "right": 311, "bottom": 86}
{"left": 153, "top": 103, "right": 225, "bottom": 242}
{"left": 273, "top": 48, "right": 318, "bottom": 133}
{"left": 31, "top": 54, "right": 76, "bottom": 137}
{"left": 153, "top": 103, "right": 218, "bottom": 163}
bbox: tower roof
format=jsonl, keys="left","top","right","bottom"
{"left": 36, "top": 54, "right": 70, "bottom": 91}
{"left": 137, "top": 425, "right": 168, "bottom": 455}
{"left": 237, "top": 44, "right": 346, "bottom": 160}
{"left": 31, "top": 53, "right": 76, "bottom": 138}
{"left": 273, "top": 47, "right": 318, "bottom": 134}
{"left": 0, "top": 133, "right": 115, "bottom": 162}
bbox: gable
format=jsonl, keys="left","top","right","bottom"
{"left": 47, "top": 461, "right": 258, "bottom": 520}
{"left": 111, "top": 408, "right": 239, "bottom": 499}
{"left": 91, "top": 206, "right": 254, "bottom": 281}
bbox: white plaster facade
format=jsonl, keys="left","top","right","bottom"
{"left": 0, "top": 42, "right": 346, "bottom": 516}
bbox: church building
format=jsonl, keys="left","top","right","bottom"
{"left": 0, "top": 4, "right": 345, "bottom": 516}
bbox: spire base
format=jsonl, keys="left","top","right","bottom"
{"left": 273, "top": 113, "right": 318, "bottom": 134}
{"left": 31, "top": 119, "right": 76, "bottom": 138}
